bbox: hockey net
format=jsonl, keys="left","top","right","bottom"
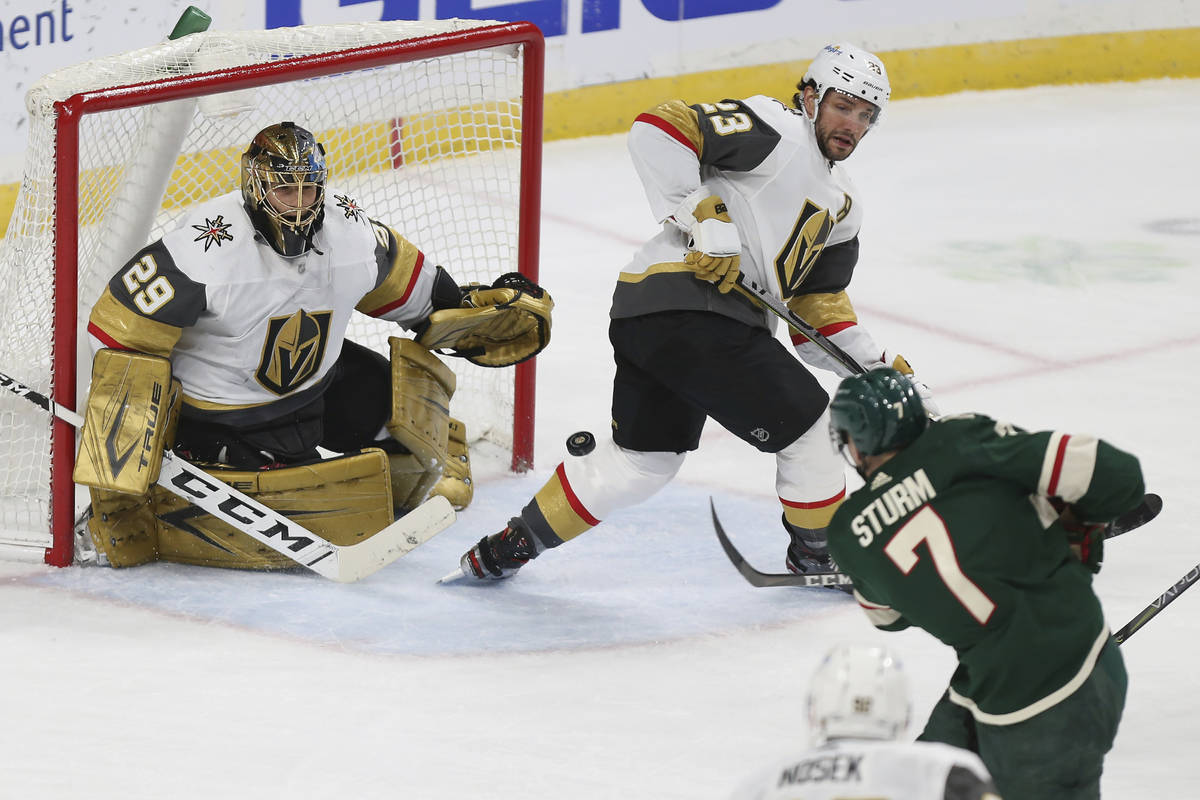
{"left": 0, "top": 19, "right": 543, "bottom": 565}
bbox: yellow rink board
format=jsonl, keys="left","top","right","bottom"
{"left": 4, "top": 105, "right": 522, "bottom": 233}
{"left": 2, "top": 27, "right": 1198, "bottom": 239}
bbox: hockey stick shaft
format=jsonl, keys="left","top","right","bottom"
{"left": 0, "top": 368, "right": 454, "bottom": 582}
{"left": 733, "top": 275, "right": 868, "bottom": 376}
{"left": 711, "top": 494, "right": 1161, "bottom": 590}
{"left": 1112, "top": 563, "right": 1199, "bottom": 645}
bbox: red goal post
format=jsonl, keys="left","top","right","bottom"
{"left": 0, "top": 20, "right": 544, "bottom": 567}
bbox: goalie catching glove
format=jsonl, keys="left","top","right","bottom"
{"left": 416, "top": 272, "right": 553, "bottom": 367}
{"left": 671, "top": 187, "right": 741, "bottom": 294}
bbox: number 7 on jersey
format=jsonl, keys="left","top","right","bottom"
{"left": 884, "top": 507, "right": 996, "bottom": 624}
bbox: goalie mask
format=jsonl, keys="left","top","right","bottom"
{"left": 796, "top": 42, "right": 890, "bottom": 128}
{"left": 241, "top": 121, "right": 327, "bottom": 258}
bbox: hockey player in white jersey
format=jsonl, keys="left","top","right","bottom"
{"left": 74, "top": 121, "right": 551, "bottom": 571}
{"left": 728, "top": 644, "right": 1000, "bottom": 800}
{"left": 452, "top": 43, "right": 935, "bottom": 581}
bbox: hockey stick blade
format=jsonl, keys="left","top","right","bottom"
{"left": 333, "top": 495, "right": 456, "bottom": 583}
{"left": 709, "top": 492, "right": 1162, "bottom": 591}
{"left": 1, "top": 367, "right": 455, "bottom": 582}
{"left": 1108, "top": 493, "right": 1162, "bottom": 538}
{"left": 710, "top": 499, "right": 853, "bottom": 588}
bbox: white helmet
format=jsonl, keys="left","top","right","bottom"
{"left": 807, "top": 644, "right": 910, "bottom": 746}
{"left": 799, "top": 42, "right": 890, "bottom": 124}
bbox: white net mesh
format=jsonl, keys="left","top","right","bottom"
{"left": 0, "top": 20, "right": 536, "bottom": 556}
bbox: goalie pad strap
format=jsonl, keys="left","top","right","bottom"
{"left": 74, "top": 349, "right": 181, "bottom": 495}
{"left": 387, "top": 452, "right": 438, "bottom": 515}
{"left": 429, "top": 416, "right": 473, "bottom": 510}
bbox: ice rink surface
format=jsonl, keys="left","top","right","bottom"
{"left": 2, "top": 79, "right": 1197, "bottom": 798}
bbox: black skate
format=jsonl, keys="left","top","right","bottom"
{"left": 460, "top": 518, "right": 539, "bottom": 580}
{"left": 785, "top": 539, "right": 834, "bottom": 575}
{"left": 783, "top": 514, "right": 851, "bottom": 593}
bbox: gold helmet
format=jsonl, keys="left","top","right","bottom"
{"left": 241, "top": 121, "right": 327, "bottom": 257}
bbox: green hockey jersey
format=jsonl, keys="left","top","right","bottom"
{"left": 828, "top": 413, "right": 1144, "bottom": 724}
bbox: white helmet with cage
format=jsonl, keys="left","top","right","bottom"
{"left": 798, "top": 42, "right": 891, "bottom": 125}
{"left": 807, "top": 644, "right": 911, "bottom": 746}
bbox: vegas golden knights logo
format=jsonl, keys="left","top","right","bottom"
{"left": 255, "top": 309, "right": 333, "bottom": 395}
{"left": 775, "top": 200, "right": 834, "bottom": 298}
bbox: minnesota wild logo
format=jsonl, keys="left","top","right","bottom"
{"left": 255, "top": 309, "right": 333, "bottom": 395}
{"left": 191, "top": 215, "right": 234, "bottom": 251}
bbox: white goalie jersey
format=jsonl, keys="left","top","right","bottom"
{"left": 728, "top": 739, "right": 1000, "bottom": 800}
{"left": 87, "top": 190, "right": 438, "bottom": 425}
{"left": 612, "top": 94, "right": 889, "bottom": 377}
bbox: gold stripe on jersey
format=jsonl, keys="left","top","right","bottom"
{"left": 617, "top": 261, "right": 693, "bottom": 284}
{"left": 88, "top": 288, "right": 182, "bottom": 357}
{"left": 640, "top": 100, "right": 703, "bottom": 157}
{"left": 787, "top": 291, "right": 858, "bottom": 333}
{"left": 357, "top": 228, "right": 424, "bottom": 317}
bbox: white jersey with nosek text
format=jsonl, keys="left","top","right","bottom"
{"left": 728, "top": 739, "right": 1000, "bottom": 800}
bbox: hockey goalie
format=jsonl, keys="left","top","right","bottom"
{"left": 72, "top": 121, "right": 553, "bottom": 571}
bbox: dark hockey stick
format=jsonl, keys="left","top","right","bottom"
{"left": 733, "top": 274, "right": 868, "bottom": 376}
{"left": 711, "top": 494, "right": 1163, "bottom": 590}
{"left": 1112, "top": 561, "right": 1198, "bottom": 644}
{"left": 710, "top": 500, "right": 853, "bottom": 588}
{"left": 0, "top": 368, "right": 455, "bottom": 582}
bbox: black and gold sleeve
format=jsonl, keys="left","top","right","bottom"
{"left": 87, "top": 240, "right": 207, "bottom": 356}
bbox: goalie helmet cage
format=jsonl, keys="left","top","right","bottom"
{"left": 0, "top": 19, "right": 544, "bottom": 567}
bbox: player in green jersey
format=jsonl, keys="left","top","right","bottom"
{"left": 825, "top": 367, "right": 1144, "bottom": 800}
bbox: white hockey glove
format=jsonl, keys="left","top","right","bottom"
{"left": 883, "top": 350, "right": 940, "bottom": 417}
{"left": 672, "top": 188, "right": 741, "bottom": 294}
{"left": 910, "top": 377, "right": 939, "bottom": 417}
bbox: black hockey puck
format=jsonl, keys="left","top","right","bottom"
{"left": 566, "top": 430, "right": 596, "bottom": 456}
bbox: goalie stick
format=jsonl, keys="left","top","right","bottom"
{"left": 710, "top": 493, "right": 1163, "bottom": 590}
{"left": 0, "top": 368, "right": 455, "bottom": 582}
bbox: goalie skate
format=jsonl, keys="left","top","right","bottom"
{"left": 72, "top": 507, "right": 108, "bottom": 567}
